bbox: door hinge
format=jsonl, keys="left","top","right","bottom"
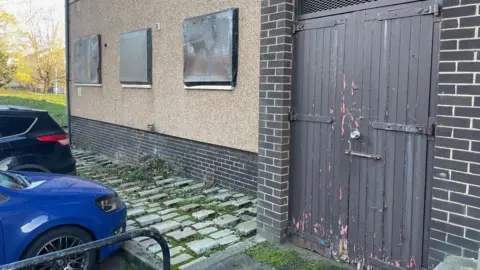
{"left": 428, "top": 117, "right": 437, "bottom": 137}
{"left": 432, "top": 2, "right": 441, "bottom": 17}
{"left": 421, "top": 3, "right": 441, "bottom": 17}
{"left": 292, "top": 23, "right": 304, "bottom": 35}
{"left": 288, "top": 110, "right": 297, "bottom": 121}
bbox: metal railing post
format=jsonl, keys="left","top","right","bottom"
{"left": 0, "top": 228, "right": 170, "bottom": 270}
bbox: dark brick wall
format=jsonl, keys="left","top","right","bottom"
{"left": 256, "top": 0, "right": 294, "bottom": 243}
{"left": 430, "top": 0, "right": 480, "bottom": 266}
{"left": 71, "top": 116, "right": 258, "bottom": 195}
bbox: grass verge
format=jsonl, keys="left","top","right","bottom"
{"left": 0, "top": 88, "right": 67, "bottom": 126}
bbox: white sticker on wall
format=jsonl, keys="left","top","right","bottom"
{"left": 77, "top": 87, "right": 82, "bottom": 96}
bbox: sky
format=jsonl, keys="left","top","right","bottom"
{"left": 1, "top": 0, "right": 65, "bottom": 45}
{"left": 1, "top": 0, "right": 64, "bottom": 20}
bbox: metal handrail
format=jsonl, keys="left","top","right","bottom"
{"left": 0, "top": 228, "right": 171, "bottom": 270}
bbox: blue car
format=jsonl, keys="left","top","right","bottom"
{"left": 0, "top": 170, "right": 126, "bottom": 269}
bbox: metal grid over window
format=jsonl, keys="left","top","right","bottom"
{"left": 299, "top": 0, "right": 379, "bottom": 14}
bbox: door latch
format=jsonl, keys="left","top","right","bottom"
{"left": 350, "top": 130, "right": 361, "bottom": 139}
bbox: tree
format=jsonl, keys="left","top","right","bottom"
{"left": 0, "top": 10, "right": 19, "bottom": 87}
{"left": 23, "top": 3, "right": 65, "bottom": 92}
{"left": 13, "top": 54, "right": 33, "bottom": 86}
{"left": 0, "top": 49, "right": 16, "bottom": 87}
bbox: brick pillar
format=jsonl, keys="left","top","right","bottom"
{"left": 430, "top": 0, "right": 480, "bottom": 266}
{"left": 256, "top": 0, "right": 294, "bottom": 243}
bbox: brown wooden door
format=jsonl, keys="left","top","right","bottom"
{"left": 289, "top": 1, "right": 438, "bottom": 268}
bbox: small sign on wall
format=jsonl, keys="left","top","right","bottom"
{"left": 182, "top": 8, "right": 239, "bottom": 87}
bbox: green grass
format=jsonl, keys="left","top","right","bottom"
{"left": 246, "top": 243, "right": 349, "bottom": 270}
{"left": 0, "top": 88, "right": 67, "bottom": 126}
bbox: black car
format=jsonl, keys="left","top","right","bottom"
{"left": 0, "top": 105, "right": 76, "bottom": 174}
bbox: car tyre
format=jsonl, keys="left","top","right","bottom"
{"left": 22, "top": 226, "right": 96, "bottom": 270}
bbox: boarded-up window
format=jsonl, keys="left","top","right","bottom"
{"left": 119, "top": 28, "right": 152, "bottom": 85}
{"left": 74, "top": 35, "right": 101, "bottom": 84}
{"left": 183, "top": 8, "right": 238, "bottom": 87}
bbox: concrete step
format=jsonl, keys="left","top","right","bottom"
{"left": 434, "top": 255, "right": 479, "bottom": 270}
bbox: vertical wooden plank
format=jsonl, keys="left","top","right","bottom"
{"left": 296, "top": 30, "right": 309, "bottom": 228}
{"left": 305, "top": 28, "right": 317, "bottom": 235}
{"left": 402, "top": 14, "right": 421, "bottom": 265}
{"left": 327, "top": 23, "right": 340, "bottom": 243}
{"left": 392, "top": 16, "right": 410, "bottom": 263}
{"left": 313, "top": 27, "right": 325, "bottom": 238}
{"left": 345, "top": 10, "right": 359, "bottom": 256}
{"left": 301, "top": 29, "right": 312, "bottom": 233}
{"left": 355, "top": 10, "right": 368, "bottom": 261}
{"left": 362, "top": 18, "right": 375, "bottom": 259}
{"left": 320, "top": 26, "right": 330, "bottom": 240}
{"left": 375, "top": 17, "right": 390, "bottom": 259}
{"left": 417, "top": 15, "right": 434, "bottom": 125}
{"left": 368, "top": 17, "right": 383, "bottom": 259}
{"left": 347, "top": 9, "right": 367, "bottom": 259}
{"left": 384, "top": 17, "right": 401, "bottom": 262}
{"left": 339, "top": 13, "right": 354, "bottom": 244}
{"left": 332, "top": 20, "right": 347, "bottom": 241}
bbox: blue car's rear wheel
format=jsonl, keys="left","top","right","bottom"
{"left": 22, "top": 226, "right": 96, "bottom": 270}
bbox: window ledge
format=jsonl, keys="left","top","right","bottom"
{"left": 121, "top": 84, "right": 152, "bottom": 89}
{"left": 75, "top": 83, "right": 102, "bottom": 87}
{"left": 184, "top": 85, "right": 234, "bottom": 91}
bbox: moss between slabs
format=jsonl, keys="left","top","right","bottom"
{"left": 246, "top": 243, "right": 350, "bottom": 270}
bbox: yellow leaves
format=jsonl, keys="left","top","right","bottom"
{"left": 14, "top": 59, "right": 34, "bottom": 85}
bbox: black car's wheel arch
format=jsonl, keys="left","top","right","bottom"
{"left": 20, "top": 224, "right": 98, "bottom": 263}
{"left": 10, "top": 164, "right": 50, "bottom": 173}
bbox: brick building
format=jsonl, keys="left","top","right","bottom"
{"left": 67, "top": 0, "right": 480, "bottom": 268}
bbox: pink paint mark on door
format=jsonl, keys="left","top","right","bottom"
{"left": 339, "top": 188, "right": 343, "bottom": 200}
{"left": 340, "top": 225, "right": 348, "bottom": 235}
{"left": 409, "top": 257, "right": 417, "bottom": 268}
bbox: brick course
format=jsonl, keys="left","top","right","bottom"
{"left": 431, "top": 1, "right": 480, "bottom": 266}
{"left": 256, "top": 0, "right": 294, "bottom": 243}
{"left": 70, "top": 116, "right": 257, "bottom": 195}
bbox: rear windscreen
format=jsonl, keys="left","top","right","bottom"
{"left": 0, "top": 116, "right": 35, "bottom": 137}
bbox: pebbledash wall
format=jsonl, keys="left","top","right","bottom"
{"left": 68, "top": 0, "right": 260, "bottom": 194}
{"left": 429, "top": 0, "right": 480, "bottom": 266}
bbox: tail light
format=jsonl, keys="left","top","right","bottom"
{"left": 37, "top": 134, "right": 70, "bottom": 146}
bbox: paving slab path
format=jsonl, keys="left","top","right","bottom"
{"left": 73, "top": 149, "right": 260, "bottom": 270}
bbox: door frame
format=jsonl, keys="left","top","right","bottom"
{"left": 422, "top": 7, "right": 441, "bottom": 268}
